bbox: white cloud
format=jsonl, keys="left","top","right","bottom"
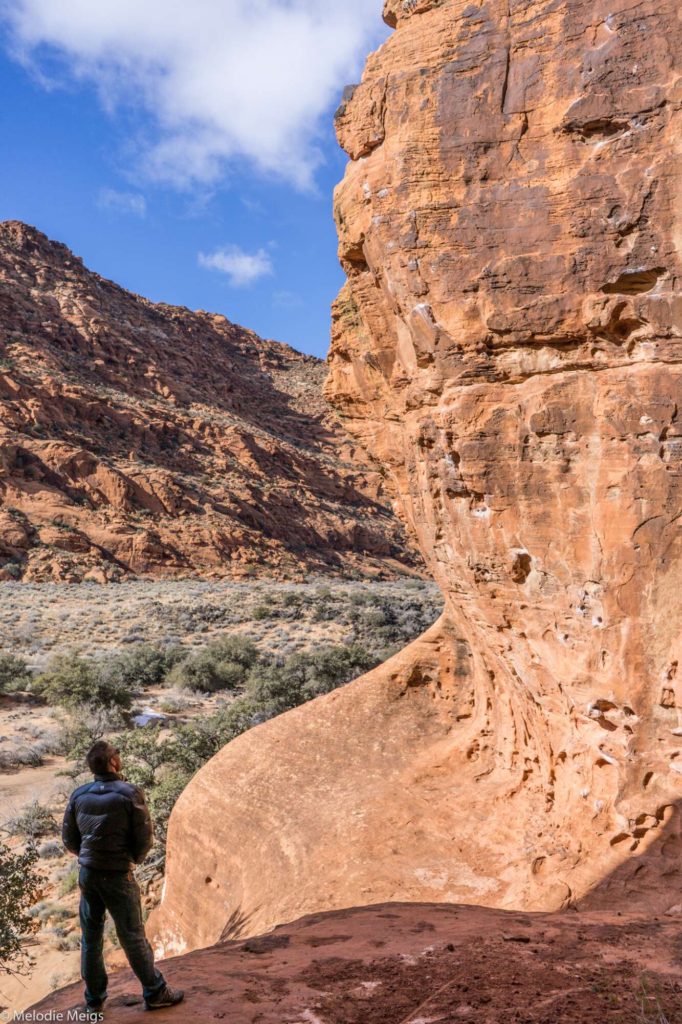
{"left": 198, "top": 244, "right": 273, "bottom": 287}
{"left": 273, "top": 289, "right": 303, "bottom": 309}
{"left": 98, "top": 188, "right": 147, "bottom": 216}
{"left": 1, "top": 0, "right": 385, "bottom": 190}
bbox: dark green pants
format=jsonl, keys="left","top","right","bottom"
{"left": 79, "top": 866, "right": 165, "bottom": 1006}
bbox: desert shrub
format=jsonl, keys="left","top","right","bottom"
{"left": 58, "top": 866, "right": 79, "bottom": 896}
{"left": 210, "top": 636, "right": 259, "bottom": 669}
{"left": 0, "top": 745, "right": 44, "bottom": 770}
{"left": 101, "top": 644, "right": 185, "bottom": 691}
{"left": 245, "top": 660, "right": 305, "bottom": 713}
{"left": 0, "top": 841, "right": 43, "bottom": 975}
{"left": 167, "top": 697, "right": 263, "bottom": 776}
{"left": 246, "top": 643, "right": 378, "bottom": 714}
{"left": 157, "top": 691, "right": 192, "bottom": 714}
{"left": 279, "top": 590, "right": 304, "bottom": 612}
{"left": 165, "top": 635, "right": 258, "bottom": 693}
{"left": 165, "top": 650, "right": 239, "bottom": 693}
{"left": 57, "top": 703, "right": 128, "bottom": 761}
{"left": 35, "top": 654, "right": 133, "bottom": 710}
{"left": 311, "top": 601, "right": 335, "bottom": 622}
{"left": 147, "top": 768, "right": 192, "bottom": 845}
{"left": 5, "top": 801, "right": 58, "bottom": 839}
{"left": 0, "top": 652, "right": 32, "bottom": 693}
{"left": 38, "top": 841, "right": 63, "bottom": 860}
{"left": 28, "top": 901, "right": 73, "bottom": 924}
{"left": 52, "top": 930, "right": 80, "bottom": 952}
{"left": 23, "top": 723, "right": 61, "bottom": 751}
{"left": 298, "top": 644, "right": 378, "bottom": 697}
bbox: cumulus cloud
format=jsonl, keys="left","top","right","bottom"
{"left": 97, "top": 188, "right": 147, "bottom": 216}
{"left": 1, "top": 0, "right": 385, "bottom": 189}
{"left": 199, "top": 245, "right": 273, "bottom": 287}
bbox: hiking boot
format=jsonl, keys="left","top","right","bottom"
{"left": 84, "top": 994, "right": 107, "bottom": 1012}
{"left": 144, "top": 985, "right": 185, "bottom": 1011}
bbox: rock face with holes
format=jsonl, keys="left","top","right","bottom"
{"left": 151, "top": 0, "right": 682, "bottom": 955}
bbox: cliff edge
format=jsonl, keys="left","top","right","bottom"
{"left": 149, "top": 0, "right": 682, "bottom": 956}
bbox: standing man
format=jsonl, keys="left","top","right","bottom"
{"left": 62, "top": 739, "right": 184, "bottom": 1012}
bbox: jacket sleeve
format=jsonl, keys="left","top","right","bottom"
{"left": 130, "top": 787, "right": 154, "bottom": 864}
{"left": 62, "top": 797, "right": 81, "bottom": 857}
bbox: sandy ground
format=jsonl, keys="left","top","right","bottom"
{"left": 27, "top": 901, "right": 682, "bottom": 1023}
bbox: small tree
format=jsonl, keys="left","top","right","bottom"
{"left": 115, "top": 727, "right": 172, "bottom": 791}
{"left": 0, "top": 841, "right": 43, "bottom": 975}
{"left": 0, "top": 652, "right": 31, "bottom": 693}
{"left": 57, "top": 702, "right": 128, "bottom": 761}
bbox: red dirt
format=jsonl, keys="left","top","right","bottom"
{"left": 28, "top": 902, "right": 682, "bottom": 1023}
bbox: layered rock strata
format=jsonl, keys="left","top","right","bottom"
{"left": 0, "top": 221, "right": 418, "bottom": 581}
{"left": 152, "top": 0, "right": 682, "bottom": 954}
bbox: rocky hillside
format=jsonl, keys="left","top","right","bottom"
{"left": 150, "top": 0, "right": 682, "bottom": 959}
{"left": 0, "top": 221, "right": 419, "bottom": 582}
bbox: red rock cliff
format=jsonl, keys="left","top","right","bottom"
{"left": 0, "top": 221, "right": 418, "bottom": 581}
{"left": 151, "top": 0, "right": 682, "bottom": 955}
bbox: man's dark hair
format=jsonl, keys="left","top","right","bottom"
{"left": 86, "top": 740, "right": 117, "bottom": 775}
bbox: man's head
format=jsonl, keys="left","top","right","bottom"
{"left": 86, "top": 740, "right": 122, "bottom": 777}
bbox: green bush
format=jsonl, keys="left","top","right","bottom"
{"left": 147, "top": 768, "right": 192, "bottom": 845}
{"left": 102, "top": 644, "right": 184, "bottom": 691}
{"left": 35, "top": 654, "right": 133, "bottom": 710}
{"left": 0, "top": 652, "right": 32, "bottom": 693}
{"left": 245, "top": 660, "right": 304, "bottom": 713}
{"left": 165, "top": 636, "right": 258, "bottom": 693}
{"left": 0, "top": 842, "right": 43, "bottom": 975}
{"left": 246, "top": 643, "right": 378, "bottom": 714}
{"left": 115, "top": 727, "right": 170, "bottom": 790}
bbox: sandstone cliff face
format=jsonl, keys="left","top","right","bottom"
{"left": 0, "top": 222, "right": 418, "bottom": 581}
{"left": 151, "top": 0, "right": 682, "bottom": 954}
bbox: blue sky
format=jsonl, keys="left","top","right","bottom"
{"left": 0, "top": 1, "right": 388, "bottom": 359}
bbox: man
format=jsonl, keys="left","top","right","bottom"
{"left": 62, "top": 739, "right": 184, "bottom": 1012}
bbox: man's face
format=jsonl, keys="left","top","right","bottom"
{"left": 109, "top": 749, "right": 122, "bottom": 774}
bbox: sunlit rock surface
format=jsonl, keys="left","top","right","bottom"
{"left": 151, "top": 0, "right": 682, "bottom": 955}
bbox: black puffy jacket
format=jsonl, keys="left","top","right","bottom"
{"left": 62, "top": 772, "right": 153, "bottom": 872}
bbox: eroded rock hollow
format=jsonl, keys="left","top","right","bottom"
{"left": 151, "top": 0, "right": 682, "bottom": 955}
